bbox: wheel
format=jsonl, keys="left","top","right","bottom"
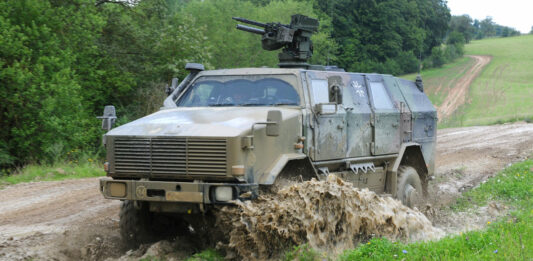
{"left": 396, "top": 166, "right": 423, "bottom": 208}
{"left": 120, "top": 200, "right": 190, "bottom": 248}
{"left": 119, "top": 200, "right": 154, "bottom": 248}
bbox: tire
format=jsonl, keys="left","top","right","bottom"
{"left": 119, "top": 200, "right": 154, "bottom": 248}
{"left": 396, "top": 166, "right": 423, "bottom": 208}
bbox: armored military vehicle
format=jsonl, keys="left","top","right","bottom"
{"left": 98, "top": 14, "right": 437, "bottom": 246}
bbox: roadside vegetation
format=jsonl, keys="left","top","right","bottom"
{"left": 0, "top": 161, "right": 104, "bottom": 187}
{"left": 0, "top": 148, "right": 104, "bottom": 186}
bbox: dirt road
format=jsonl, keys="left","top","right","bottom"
{"left": 437, "top": 55, "right": 492, "bottom": 121}
{"left": 1, "top": 122, "right": 533, "bottom": 260}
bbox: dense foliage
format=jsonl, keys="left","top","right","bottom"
{"left": 0, "top": 0, "right": 102, "bottom": 167}
{"left": 310, "top": 0, "right": 451, "bottom": 75}
{"left": 0, "top": 0, "right": 522, "bottom": 169}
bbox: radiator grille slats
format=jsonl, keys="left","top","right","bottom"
{"left": 113, "top": 137, "right": 227, "bottom": 178}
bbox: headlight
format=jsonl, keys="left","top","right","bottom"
{"left": 215, "top": 186, "right": 233, "bottom": 202}
{"left": 107, "top": 182, "right": 126, "bottom": 197}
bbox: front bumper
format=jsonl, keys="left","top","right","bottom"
{"left": 99, "top": 177, "right": 258, "bottom": 204}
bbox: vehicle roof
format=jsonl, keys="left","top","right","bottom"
{"left": 198, "top": 67, "right": 303, "bottom": 76}
{"left": 198, "top": 67, "right": 395, "bottom": 78}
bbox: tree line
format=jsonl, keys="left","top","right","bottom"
{"left": 0, "top": 0, "right": 523, "bottom": 170}
{"left": 449, "top": 15, "right": 521, "bottom": 43}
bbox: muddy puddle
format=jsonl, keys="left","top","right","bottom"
{"left": 214, "top": 175, "right": 443, "bottom": 260}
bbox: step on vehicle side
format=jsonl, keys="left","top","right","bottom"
{"left": 98, "top": 14, "right": 437, "bottom": 247}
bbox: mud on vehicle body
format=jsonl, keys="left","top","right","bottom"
{"left": 98, "top": 14, "right": 437, "bottom": 246}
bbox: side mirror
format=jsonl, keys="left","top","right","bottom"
{"left": 97, "top": 105, "right": 117, "bottom": 131}
{"left": 315, "top": 103, "right": 337, "bottom": 115}
{"left": 166, "top": 77, "right": 179, "bottom": 95}
{"left": 266, "top": 110, "right": 281, "bottom": 136}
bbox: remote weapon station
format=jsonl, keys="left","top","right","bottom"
{"left": 98, "top": 14, "right": 437, "bottom": 246}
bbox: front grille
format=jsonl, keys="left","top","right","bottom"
{"left": 113, "top": 137, "right": 227, "bottom": 178}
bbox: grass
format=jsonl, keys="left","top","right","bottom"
{"left": 402, "top": 34, "right": 533, "bottom": 127}
{"left": 403, "top": 56, "right": 474, "bottom": 108}
{"left": 0, "top": 161, "right": 104, "bottom": 186}
{"left": 461, "top": 35, "right": 533, "bottom": 126}
{"left": 185, "top": 249, "right": 224, "bottom": 261}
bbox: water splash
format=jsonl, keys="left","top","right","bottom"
{"left": 217, "top": 175, "right": 443, "bottom": 259}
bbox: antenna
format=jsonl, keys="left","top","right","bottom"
{"left": 418, "top": 49, "right": 422, "bottom": 75}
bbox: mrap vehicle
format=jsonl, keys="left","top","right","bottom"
{"left": 98, "top": 14, "right": 437, "bottom": 245}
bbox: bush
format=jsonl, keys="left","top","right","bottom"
{"left": 444, "top": 44, "right": 460, "bottom": 62}
{"left": 430, "top": 46, "right": 446, "bottom": 67}
{"left": 396, "top": 51, "right": 420, "bottom": 74}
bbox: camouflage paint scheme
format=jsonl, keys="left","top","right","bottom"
{"left": 99, "top": 67, "right": 437, "bottom": 212}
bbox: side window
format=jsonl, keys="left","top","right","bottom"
{"left": 311, "top": 79, "right": 329, "bottom": 104}
{"left": 348, "top": 77, "right": 368, "bottom": 105}
{"left": 369, "top": 81, "right": 394, "bottom": 109}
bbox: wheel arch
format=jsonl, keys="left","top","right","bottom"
{"left": 389, "top": 142, "right": 429, "bottom": 196}
{"left": 257, "top": 153, "right": 318, "bottom": 185}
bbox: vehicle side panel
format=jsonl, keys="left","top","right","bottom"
{"left": 396, "top": 78, "right": 437, "bottom": 175}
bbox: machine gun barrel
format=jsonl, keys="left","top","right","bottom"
{"left": 235, "top": 24, "right": 265, "bottom": 35}
{"left": 232, "top": 17, "right": 267, "bottom": 28}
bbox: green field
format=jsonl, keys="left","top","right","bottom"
{"left": 404, "top": 34, "right": 533, "bottom": 127}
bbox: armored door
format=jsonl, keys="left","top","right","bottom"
{"left": 366, "top": 75, "right": 401, "bottom": 155}
{"left": 307, "top": 73, "right": 347, "bottom": 161}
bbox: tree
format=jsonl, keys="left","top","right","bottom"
{"left": 96, "top": 0, "right": 213, "bottom": 116}
{"left": 0, "top": 0, "right": 101, "bottom": 166}
{"left": 479, "top": 17, "right": 496, "bottom": 38}
{"left": 530, "top": 26, "right": 533, "bottom": 34}
{"left": 311, "top": 0, "right": 449, "bottom": 74}
{"left": 449, "top": 15, "right": 475, "bottom": 43}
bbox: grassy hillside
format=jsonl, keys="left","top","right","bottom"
{"left": 403, "top": 34, "right": 533, "bottom": 127}
{"left": 404, "top": 56, "right": 474, "bottom": 108}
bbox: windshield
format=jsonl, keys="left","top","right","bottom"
{"left": 176, "top": 75, "right": 301, "bottom": 107}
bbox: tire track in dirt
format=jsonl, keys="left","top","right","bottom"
{"left": 0, "top": 178, "right": 121, "bottom": 260}
{"left": 437, "top": 55, "right": 492, "bottom": 121}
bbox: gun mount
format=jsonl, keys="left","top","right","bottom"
{"left": 233, "top": 14, "right": 319, "bottom": 69}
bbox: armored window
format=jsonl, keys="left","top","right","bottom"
{"left": 310, "top": 79, "right": 329, "bottom": 104}
{"left": 347, "top": 77, "right": 368, "bottom": 106}
{"left": 176, "top": 75, "right": 300, "bottom": 107}
{"left": 369, "top": 81, "right": 394, "bottom": 110}
{"left": 178, "top": 81, "right": 219, "bottom": 107}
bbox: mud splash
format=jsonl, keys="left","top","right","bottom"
{"left": 217, "top": 175, "right": 443, "bottom": 259}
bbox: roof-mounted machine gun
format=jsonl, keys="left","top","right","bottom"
{"left": 233, "top": 14, "right": 319, "bottom": 69}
